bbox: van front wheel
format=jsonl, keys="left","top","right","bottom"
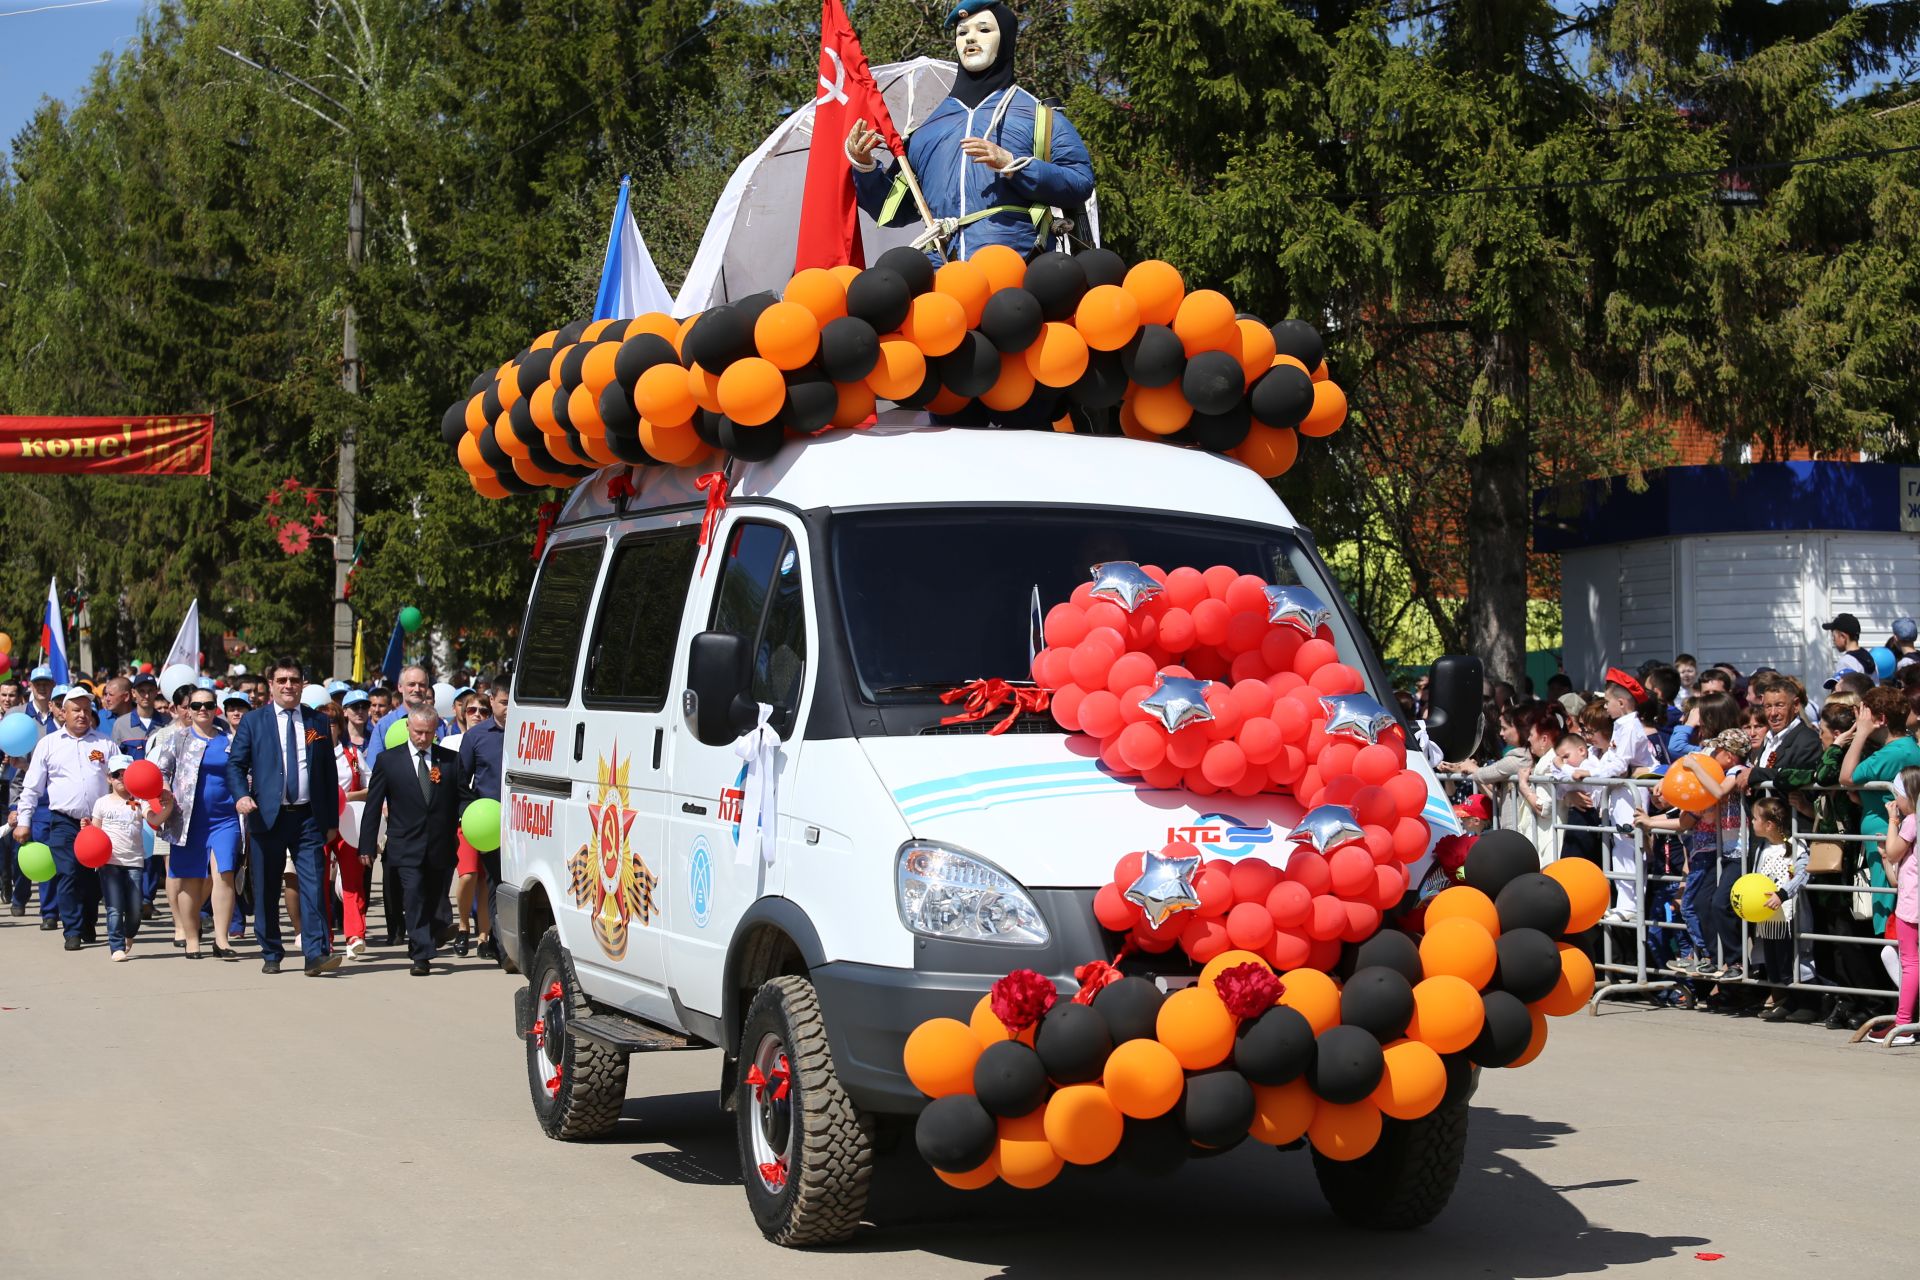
{"left": 735, "top": 975, "right": 874, "bottom": 1246}
{"left": 525, "top": 927, "right": 628, "bottom": 1140}
{"left": 1311, "top": 1096, "right": 1469, "bottom": 1229}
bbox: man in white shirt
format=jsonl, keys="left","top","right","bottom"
{"left": 11, "top": 688, "right": 112, "bottom": 948}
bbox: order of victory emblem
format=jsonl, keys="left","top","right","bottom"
{"left": 568, "top": 746, "right": 658, "bottom": 960}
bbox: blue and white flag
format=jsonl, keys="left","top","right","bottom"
{"left": 593, "top": 176, "right": 674, "bottom": 322}
{"left": 163, "top": 599, "right": 200, "bottom": 675}
{"left": 40, "top": 577, "right": 69, "bottom": 685}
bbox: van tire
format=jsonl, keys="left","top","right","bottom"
{"left": 735, "top": 975, "right": 873, "bottom": 1246}
{"left": 526, "top": 927, "right": 628, "bottom": 1140}
{"left": 1311, "top": 1097, "right": 1468, "bottom": 1229}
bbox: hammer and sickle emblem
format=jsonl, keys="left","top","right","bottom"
{"left": 818, "top": 48, "right": 849, "bottom": 105}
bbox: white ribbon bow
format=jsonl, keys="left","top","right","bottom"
{"left": 732, "top": 703, "right": 780, "bottom": 869}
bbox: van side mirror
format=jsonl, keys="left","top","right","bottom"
{"left": 686, "top": 631, "right": 753, "bottom": 747}
{"left": 1424, "top": 654, "right": 1483, "bottom": 761}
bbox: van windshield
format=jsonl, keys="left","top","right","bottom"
{"left": 829, "top": 506, "right": 1377, "bottom": 704}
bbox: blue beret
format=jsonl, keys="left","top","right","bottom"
{"left": 944, "top": 1, "right": 1003, "bottom": 29}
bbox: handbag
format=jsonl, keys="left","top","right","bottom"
{"left": 1850, "top": 857, "right": 1876, "bottom": 922}
{"left": 1806, "top": 838, "right": 1846, "bottom": 877}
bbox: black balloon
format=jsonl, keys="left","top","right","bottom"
{"left": 1035, "top": 1001, "right": 1114, "bottom": 1085}
{"left": 819, "top": 316, "right": 880, "bottom": 383}
{"left": 558, "top": 343, "right": 592, "bottom": 390}
{"left": 979, "top": 287, "right": 1044, "bottom": 354}
{"left": 597, "top": 381, "right": 640, "bottom": 436}
{"left": 1464, "top": 830, "right": 1539, "bottom": 900}
{"left": 719, "top": 418, "right": 785, "bottom": 462}
{"left": 783, "top": 375, "right": 838, "bottom": 434}
{"left": 549, "top": 382, "right": 575, "bottom": 433}
{"left": 515, "top": 349, "right": 556, "bottom": 399}
{"left": 691, "top": 409, "right": 727, "bottom": 449}
{"left": 596, "top": 318, "right": 632, "bottom": 342}
{"left": 1025, "top": 251, "right": 1088, "bottom": 323}
{"left": 1069, "top": 350, "right": 1129, "bottom": 409}
{"left": 496, "top": 468, "right": 540, "bottom": 495}
{"left": 1495, "top": 872, "right": 1573, "bottom": 938}
{"left": 614, "top": 333, "right": 679, "bottom": 387}
{"left": 1307, "top": 1024, "right": 1386, "bottom": 1104}
{"left": 508, "top": 396, "right": 541, "bottom": 449}
{"left": 1187, "top": 404, "right": 1251, "bottom": 451}
{"left": 1468, "top": 990, "right": 1533, "bottom": 1068}
{"left": 1116, "top": 1113, "right": 1190, "bottom": 1176}
{"left": 1340, "top": 966, "right": 1415, "bottom": 1044}
{"left": 521, "top": 428, "right": 563, "bottom": 476}
{"left": 1492, "top": 928, "right": 1563, "bottom": 1004}
{"left": 439, "top": 401, "right": 468, "bottom": 448}
{"left": 561, "top": 426, "right": 594, "bottom": 467}
{"left": 1440, "top": 1053, "right": 1476, "bottom": 1108}
{"left": 684, "top": 305, "right": 756, "bottom": 372}
{"left": 935, "top": 331, "right": 1001, "bottom": 398}
{"left": 1249, "top": 363, "right": 1314, "bottom": 429}
{"left": 973, "top": 1040, "right": 1049, "bottom": 1117}
{"left": 1076, "top": 247, "right": 1127, "bottom": 288}
{"left": 475, "top": 424, "right": 511, "bottom": 472}
{"left": 467, "top": 369, "right": 493, "bottom": 397}
{"left": 915, "top": 1094, "right": 998, "bottom": 1174}
{"left": 1120, "top": 324, "right": 1185, "bottom": 388}
{"left": 1233, "top": 1004, "right": 1316, "bottom": 1085}
{"left": 1092, "top": 976, "right": 1164, "bottom": 1044}
{"left": 1354, "top": 930, "right": 1424, "bottom": 986}
{"left": 1182, "top": 350, "right": 1244, "bottom": 416}
{"left": 603, "top": 427, "right": 659, "bottom": 467}
{"left": 1270, "top": 318, "right": 1325, "bottom": 370}
{"left": 1181, "top": 1068, "right": 1255, "bottom": 1149}
{"left": 556, "top": 318, "right": 590, "bottom": 346}
{"left": 733, "top": 290, "right": 779, "bottom": 330}
{"left": 480, "top": 382, "right": 503, "bottom": 426}
{"left": 894, "top": 363, "right": 943, "bottom": 410}
{"left": 846, "top": 267, "right": 912, "bottom": 333}
{"left": 875, "top": 245, "right": 935, "bottom": 295}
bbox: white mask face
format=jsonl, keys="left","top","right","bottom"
{"left": 955, "top": 12, "right": 1000, "bottom": 73}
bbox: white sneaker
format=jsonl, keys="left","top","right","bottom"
{"left": 293, "top": 933, "right": 302, "bottom": 951}
{"left": 346, "top": 937, "right": 368, "bottom": 960}
{"left": 1866, "top": 1027, "right": 1917, "bottom": 1047}
{"left": 110, "top": 950, "right": 128, "bottom": 963}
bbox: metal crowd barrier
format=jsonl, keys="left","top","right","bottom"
{"left": 1432, "top": 767, "right": 1909, "bottom": 1046}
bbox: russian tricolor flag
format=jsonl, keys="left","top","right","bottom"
{"left": 592, "top": 176, "right": 673, "bottom": 323}
{"left": 40, "top": 576, "right": 69, "bottom": 685}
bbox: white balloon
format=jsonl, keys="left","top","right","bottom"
{"left": 300, "top": 683, "right": 329, "bottom": 710}
{"left": 432, "top": 681, "right": 457, "bottom": 721}
{"left": 159, "top": 663, "right": 199, "bottom": 699}
{"left": 338, "top": 799, "right": 364, "bottom": 850}
{"left": 439, "top": 732, "right": 464, "bottom": 752}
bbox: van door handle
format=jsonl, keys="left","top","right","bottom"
{"left": 652, "top": 727, "right": 663, "bottom": 770}
{"left": 573, "top": 723, "right": 585, "bottom": 761}
{"left": 681, "top": 802, "right": 708, "bottom": 815}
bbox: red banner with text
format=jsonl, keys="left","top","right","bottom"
{"left": 0, "top": 415, "right": 214, "bottom": 475}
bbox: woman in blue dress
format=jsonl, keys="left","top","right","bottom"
{"left": 151, "top": 693, "right": 243, "bottom": 959}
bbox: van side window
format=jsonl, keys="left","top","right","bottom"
{"left": 710, "top": 522, "right": 809, "bottom": 735}
{"left": 514, "top": 541, "right": 605, "bottom": 704}
{"left": 584, "top": 528, "right": 700, "bottom": 709}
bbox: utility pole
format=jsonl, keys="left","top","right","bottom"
{"left": 335, "top": 158, "right": 362, "bottom": 680}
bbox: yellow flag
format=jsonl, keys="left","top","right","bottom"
{"left": 352, "top": 619, "right": 365, "bottom": 683}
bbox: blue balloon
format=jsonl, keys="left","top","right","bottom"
{"left": 0, "top": 712, "right": 40, "bottom": 758}
{"left": 141, "top": 823, "right": 156, "bottom": 857}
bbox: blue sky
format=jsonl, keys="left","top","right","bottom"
{"left": 1, "top": 0, "right": 146, "bottom": 158}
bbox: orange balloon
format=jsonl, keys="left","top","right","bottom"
{"left": 934, "top": 259, "right": 992, "bottom": 328}
{"left": 582, "top": 318, "right": 619, "bottom": 342}
{"left": 1543, "top": 858, "right": 1608, "bottom": 933}
{"left": 996, "top": 1111, "right": 1062, "bottom": 1189}
{"left": 464, "top": 393, "right": 489, "bottom": 435}
{"left": 902, "top": 291, "right": 968, "bottom": 357}
{"left": 1298, "top": 380, "right": 1347, "bottom": 437}
{"left": 1131, "top": 381, "right": 1193, "bottom": 435}
{"left": 634, "top": 361, "right": 697, "bottom": 427}
{"left": 1420, "top": 916, "right": 1498, "bottom": 987}
{"left": 1232, "top": 318, "right": 1277, "bottom": 385}
{"left": 1660, "top": 752, "right": 1724, "bottom": 814}
{"left": 1051, "top": 414, "right": 1074, "bottom": 432}
{"left": 544, "top": 428, "right": 589, "bottom": 468}
{"left": 926, "top": 387, "right": 972, "bottom": 415}
{"left": 528, "top": 382, "right": 562, "bottom": 435}
{"left": 753, "top": 301, "right": 821, "bottom": 371}
{"left": 575, "top": 430, "right": 618, "bottom": 466}
{"left": 640, "top": 418, "right": 703, "bottom": 466}
{"left": 544, "top": 344, "right": 573, "bottom": 388}
{"left": 456, "top": 431, "right": 485, "bottom": 476}
{"left": 582, "top": 341, "right": 621, "bottom": 397}
{"left": 1198, "top": 949, "right": 1271, "bottom": 990}
{"left": 687, "top": 363, "right": 725, "bottom": 414}
{"left": 471, "top": 472, "right": 509, "bottom": 500}
{"left": 1310, "top": 360, "right": 1330, "bottom": 383}
{"left": 1510, "top": 1007, "right": 1549, "bottom": 1067}
{"left": 970, "top": 243, "right": 1028, "bottom": 294}
{"left": 935, "top": 1149, "right": 1000, "bottom": 1190}
{"left": 674, "top": 314, "right": 700, "bottom": 356}
{"left": 717, "top": 356, "right": 786, "bottom": 426}
{"left": 1074, "top": 284, "right": 1142, "bottom": 352}
{"left": 530, "top": 328, "right": 560, "bottom": 351}
{"left": 1372, "top": 1039, "right": 1447, "bottom": 1121}
{"left": 1536, "top": 943, "right": 1596, "bottom": 1016}
{"left": 980, "top": 353, "right": 1037, "bottom": 412}
{"left": 1249, "top": 1078, "right": 1318, "bottom": 1146}
{"left": 1425, "top": 885, "right": 1501, "bottom": 938}
{"left": 831, "top": 379, "right": 877, "bottom": 429}
{"left": 1024, "top": 321, "right": 1089, "bottom": 388}
{"left": 1407, "top": 975, "right": 1485, "bottom": 1054}
{"left": 1042, "top": 1084, "right": 1125, "bottom": 1165}
{"left": 1308, "top": 1098, "right": 1382, "bottom": 1161}
{"left": 1102, "top": 1037, "right": 1184, "bottom": 1119}
{"left": 827, "top": 263, "right": 863, "bottom": 291}
{"left": 493, "top": 410, "right": 531, "bottom": 460}
{"left": 903, "top": 1017, "right": 983, "bottom": 1098}
{"left": 496, "top": 362, "right": 521, "bottom": 409}
{"left": 1271, "top": 352, "right": 1310, "bottom": 376}
{"left": 1173, "top": 288, "right": 1236, "bottom": 356}
{"left": 1154, "top": 986, "right": 1236, "bottom": 1070}
{"left": 511, "top": 454, "right": 573, "bottom": 488}
{"left": 567, "top": 383, "right": 606, "bottom": 437}
{"left": 626, "top": 312, "right": 679, "bottom": 344}
{"left": 1122, "top": 259, "right": 1185, "bottom": 327}
{"left": 1233, "top": 424, "right": 1298, "bottom": 478}
{"left": 1118, "top": 393, "right": 1155, "bottom": 441}
{"left": 867, "top": 338, "right": 928, "bottom": 400}
{"left": 1278, "top": 967, "right": 1342, "bottom": 1034}
{"left": 968, "top": 993, "right": 1034, "bottom": 1047}
{"left": 784, "top": 268, "right": 848, "bottom": 327}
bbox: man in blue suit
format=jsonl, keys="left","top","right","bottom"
{"left": 226, "top": 656, "right": 342, "bottom": 976}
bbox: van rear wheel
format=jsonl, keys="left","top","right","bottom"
{"left": 1311, "top": 1096, "right": 1468, "bottom": 1229}
{"left": 525, "top": 927, "right": 628, "bottom": 1140}
{"left": 735, "top": 975, "right": 874, "bottom": 1246}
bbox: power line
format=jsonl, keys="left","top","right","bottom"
{"left": 0, "top": 0, "right": 111, "bottom": 16}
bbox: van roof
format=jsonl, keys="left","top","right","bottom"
{"left": 554, "top": 419, "right": 1300, "bottom": 530}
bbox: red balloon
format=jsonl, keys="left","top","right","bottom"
{"left": 1194, "top": 861, "right": 1235, "bottom": 916}
{"left": 1268, "top": 745, "right": 1307, "bottom": 786}
{"left": 1164, "top": 566, "right": 1208, "bottom": 609}
{"left": 1100, "top": 736, "right": 1132, "bottom": 777}
{"left": 1224, "top": 610, "right": 1268, "bottom": 655}
{"left": 1116, "top": 721, "right": 1167, "bottom": 771}
{"left": 1229, "top": 678, "right": 1275, "bottom": 717}
{"left": 1201, "top": 740, "right": 1248, "bottom": 788}
{"left": 1362, "top": 824, "right": 1396, "bottom": 864}
{"left": 1286, "top": 850, "right": 1331, "bottom": 895}
{"left": 1143, "top": 761, "right": 1185, "bottom": 789}
{"left": 1228, "top": 857, "right": 1279, "bottom": 903}
{"left": 1329, "top": 845, "right": 1375, "bottom": 898}
{"left": 1310, "top": 662, "right": 1364, "bottom": 695}
{"left": 74, "top": 825, "right": 113, "bottom": 869}
{"left": 1068, "top": 641, "right": 1117, "bottom": 690}
{"left": 1266, "top": 879, "right": 1313, "bottom": 928}
{"left": 1094, "top": 882, "right": 1138, "bottom": 930}
{"left": 1167, "top": 725, "right": 1210, "bottom": 769}
{"left": 1340, "top": 901, "right": 1381, "bottom": 943}
{"left": 1392, "top": 816, "right": 1432, "bottom": 863}
{"left": 1184, "top": 768, "right": 1220, "bottom": 797}
{"left": 1307, "top": 893, "right": 1348, "bottom": 940}
{"left": 1236, "top": 716, "right": 1283, "bottom": 765}
{"left": 1079, "top": 690, "right": 1124, "bottom": 739}
{"left": 1228, "top": 769, "right": 1269, "bottom": 799}
{"left": 1156, "top": 607, "right": 1196, "bottom": 651}
{"left": 1318, "top": 741, "right": 1360, "bottom": 779}
{"left": 1307, "top": 935, "right": 1345, "bottom": 972}
{"left": 1033, "top": 647, "right": 1073, "bottom": 689}
{"left": 1353, "top": 744, "right": 1401, "bottom": 787}
{"left": 1259, "top": 627, "right": 1303, "bottom": 673}
{"left": 1224, "top": 575, "right": 1269, "bottom": 615}
{"left": 1202, "top": 565, "right": 1238, "bottom": 599}
{"left": 1321, "top": 774, "right": 1363, "bottom": 808}
{"left": 1373, "top": 864, "right": 1409, "bottom": 910}
{"left": 1385, "top": 770, "right": 1430, "bottom": 820}
{"left": 1126, "top": 610, "right": 1161, "bottom": 652}
{"left": 1191, "top": 598, "right": 1231, "bottom": 648}
{"left": 1352, "top": 784, "right": 1397, "bottom": 829}
{"left": 1292, "top": 638, "right": 1337, "bottom": 677}
{"left": 1084, "top": 601, "right": 1128, "bottom": 632}
{"left": 1266, "top": 927, "right": 1312, "bottom": 970}
{"left": 1229, "top": 651, "right": 1271, "bottom": 684}
{"left": 1051, "top": 684, "right": 1087, "bottom": 731}
{"left": 1044, "top": 604, "right": 1089, "bottom": 648}
{"left": 1133, "top": 916, "right": 1182, "bottom": 953}
{"left": 1181, "top": 913, "right": 1231, "bottom": 963}
{"left": 1226, "top": 901, "right": 1276, "bottom": 950}
{"left": 123, "top": 759, "right": 164, "bottom": 801}
{"left": 1115, "top": 851, "right": 1146, "bottom": 886}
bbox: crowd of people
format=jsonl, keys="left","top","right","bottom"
{"left": 1419, "top": 612, "right": 1920, "bottom": 1045}
{"left": 0, "top": 657, "right": 506, "bottom": 979}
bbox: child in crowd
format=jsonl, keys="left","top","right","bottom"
{"left": 1574, "top": 672, "right": 1658, "bottom": 920}
{"left": 1866, "top": 766, "right": 1919, "bottom": 1046}
{"left": 1750, "top": 797, "right": 1816, "bottom": 1021}
{"left": 1537, "top": 730, "right": 1606, "bottom": 873}
{"left": 1638, "top": 729, "right": 1751, "bottom": 976}
{"left": 88, "top": 754, "right": 152, "bottom": 963}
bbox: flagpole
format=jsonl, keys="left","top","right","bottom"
{"left": 893, "top": 151, "right": 941, "bottom": 246}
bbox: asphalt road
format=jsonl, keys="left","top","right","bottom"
{"left": 0, "top": 910, "right": 1909, "bottom": 1278}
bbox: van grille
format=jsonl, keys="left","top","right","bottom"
{"left": 919, "top": 717, "right": 1065, "bottom": 736}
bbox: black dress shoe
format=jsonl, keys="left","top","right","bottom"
{"left": 433, "top": 922, "right": 458, "bottom": 947}
{"left": 1785, "top": 1007, "right": 1820, "bottom": 1024}
{"left": 211, "top": 944, "right": 239, "bottom": 962}
{"left": 380, "top": 932, "right": 399, "bottom": 947}
{"left": 409, "top": 962, "right": 430, "bottom": 976}
{"left": 477, "top": 939, "right": 498, "bottom": 961}
{"left": 172, "top": 938, "right": 186, "bottom": 949}
{"left": 261, "top": 959, "right": 281, "bottom": 974}
{"left": 454, "top": 931, "right": 470, "bottom": 957}
{"left": 9, "top": 903, "right": 24, "bottom": 917}
{"left": 63, "top": 937, "right": 82, "bottom": 951}
{"left": 40, "top": 918, "right": 59, "bottom": 931}
{"left": 1759, "top": 1004, "right": 1789, "bottom": 1022}
{"left": 1825, "top": 1000, "right": 1854, "bottom": 1030}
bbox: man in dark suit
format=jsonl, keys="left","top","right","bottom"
{"left": 1744, "top": 673, "right": 1821, "bottom": 803}
{"left": 362, "top": 707, "right": 460, "bottom": 976}
{"left": 226, "top": 656, "right": 342, "bottom": 976}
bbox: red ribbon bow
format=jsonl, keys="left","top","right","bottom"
{"left": 530, "top": 500, "right": 563, "bottom": 563}
{"left": 606, "top": 468, "right": 636, "bottom": 503}
{"left": 695, "top": 470, "right": 730, "bottom": 575}
{"left": 939, "top": 679, "right": 1052, "bottom": 735}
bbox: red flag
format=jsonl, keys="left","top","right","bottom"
{"left": 795, "top": 0, "right": 905, "bottom": 272}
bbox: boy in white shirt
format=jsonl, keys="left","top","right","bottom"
{"left": 1570, "top": 669, "right": 1657, "bottom": 919}
{"left": 88, "top": 755, "right": 151, "bottom": 962}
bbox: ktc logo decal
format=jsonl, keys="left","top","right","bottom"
{"left": 688, "top": 837, "right": 714, "bottom": 929}
{"left": 1164, "top": 813, "right": 1275, "bottom": 859}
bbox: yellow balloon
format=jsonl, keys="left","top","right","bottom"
{"left": 0, "top": 632, "right": 11, "bottom": 654}
{"left": 1730, "top": 873, "right": 1782, "bottom": 924}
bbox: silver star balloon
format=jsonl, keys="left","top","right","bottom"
{"left": 1137, "top": 675, "right": 1216, "bottom": 733}
{"left": 1287, "top": 805, "right": 1366, "bottom": 856}
{"left": 1124, "top": 847, "right": 1204, "bottom": 928}
{"left": 1087, "top": 561, "right": 1165, "bottom": 613}
{"left": 1319, "top": 693, "right": 1397, "bottom": 746}
{"left": 1264, "top": 585, "right": 1332, "bottom": 636}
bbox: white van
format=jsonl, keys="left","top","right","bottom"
{"left": 498, "top": 422, "right": 1482, "bottom": 1245}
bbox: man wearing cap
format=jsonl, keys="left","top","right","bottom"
{"left": 12, "top": 688, "right": 112, "bottom": 949}
{"left": 1579, "top": 667, "right": 1657, "bottom": 919}
{"left": 1889, "top": 617, "right": 1918, "bottom": 672}
{"left": 1822, "top": 613, "right": 1875, "bottom": 682}
{"left": 25, "top": 666, "right": 58, "bottom": 732}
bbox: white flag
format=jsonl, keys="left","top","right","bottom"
{"left": 593, "top": 176, "right": 674, "bottom": 321}
{"left": 163, "top": 600, "right": 200, "bottom": 674}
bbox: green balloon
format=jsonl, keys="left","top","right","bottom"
{"left": 399, "top": 605, "right": 423, "bottom": 634}
{"left": 17, "top": 841, "right": 55, "bottom": 883}
{"left": 384, "top": 719, "right": 409, "bottom": 749}
{"left": 462, "top": 797, "right": 503, "bottom": 852}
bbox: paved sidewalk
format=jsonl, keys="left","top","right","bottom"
{"left": 0, "top": 911, "right": 1908, "bottom": 1277}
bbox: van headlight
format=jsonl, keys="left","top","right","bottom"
{"left": 896, "top": 841, "right": 1050, "bottom": 946}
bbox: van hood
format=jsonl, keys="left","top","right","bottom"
{"left": 859, "top": 733, "right": 1460, "bottom": 889}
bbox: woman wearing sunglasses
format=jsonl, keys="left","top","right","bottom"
{"left": 149, "top": 689, "right": 246, "bottom": 958}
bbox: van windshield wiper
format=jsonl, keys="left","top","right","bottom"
{"left": 869, "top": 682, "right": 960, "bottom": 696}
